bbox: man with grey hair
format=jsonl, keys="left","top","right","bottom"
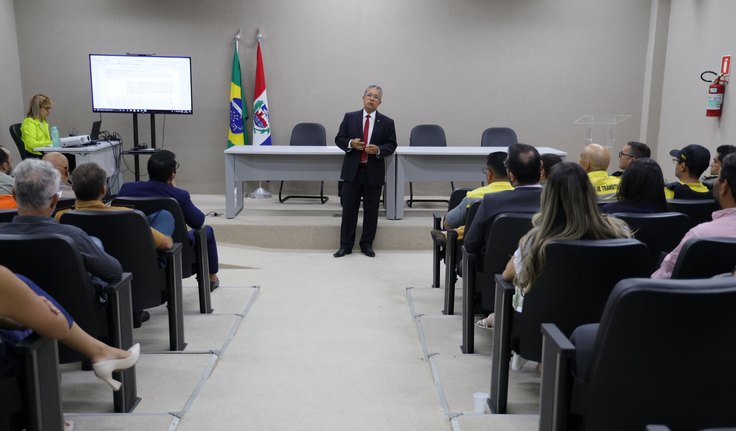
{"left": 333, "top": 85, "right": 397, "bottom": 258}
{"left": 0, "top": 159, "right": 121, "bottom": 292}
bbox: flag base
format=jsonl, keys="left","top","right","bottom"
{"left": 249, "top": 187, "right": 272, "bottom": 199}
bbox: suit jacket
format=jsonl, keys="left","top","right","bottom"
{"left": 463, "top": 186, "right": 543, "bottom": 254}
{"left": 335, "top": 110, "right": 397, "bottom": 186}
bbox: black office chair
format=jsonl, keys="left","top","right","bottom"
{"left": 540, "top": 277, "right": 736, "bottom": 431}
{"left": 461, "top": 212, "right": 534, "bottom": 354}
{"left": 8, "top": 123, "right": 29, "bottom": 160}
{"left": 112, "top": 196, "right": 212, "bottom": 314}
{"left": 406, "top": 124, "right": 453, "bottom": 207}
{"left": 489, "top": 238, "right": 649, "bottom": 414}
{"left": 481, "top": 127, "right": 518, "bottom": 147}
{"left": 0, "top": 209, "right": 17, "bottom": 223}
{"left": 0, "top": 234, "right": 138, "bottom": 413}
{"left": 667, "top": 199, "right": 720, "bottom": 229}
{"left": 612, "top": 212, "right": 690, "bottom": 272}
{"left": 443, "top": 200, "right": 482, "bottom": 315}
{"left": 0, "top": 334, "right": 63, "bottom": 431}
{"left": 279, "top": 123, "right": 329, "bottom": 204}
{"left": 430, "top": 187, "right": 472, "bottom": 288}
{"left": 670, "top": 237, "right": 736, "bottom": 279}
{"left": 60, "top": 210, "right": 186, "bottom": 351}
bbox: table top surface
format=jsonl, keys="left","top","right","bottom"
{"left": 35, "top": 140, "right": 121, "bottom": 153}
{"left": 224, "top": 145, "right": 566, "bottom": 156}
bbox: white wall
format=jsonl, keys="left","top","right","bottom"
{"left": 0, "top": 0, "right": 24, "bottom": 160}
{"left": 12, "top": 0, "right": 652, "bottom": 193}
{"left": 657, "top": 0, "right": 736, "bottom": 182}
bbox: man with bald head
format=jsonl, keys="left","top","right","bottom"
{"left": 42, "top": 151, "right": 75, "bottom": 199}
{"left": 579, "top": 143, "right": 620, "bottom": 200}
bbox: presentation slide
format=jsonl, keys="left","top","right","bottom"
{"left": 89, "top": 54, "right": 193, "bottom": 114}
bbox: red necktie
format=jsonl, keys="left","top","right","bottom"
{"left": 361, "top": 114, "right": 370, "bottom": 163}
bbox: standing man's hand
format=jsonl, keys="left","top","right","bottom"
{"left": 365, "top": 144, "right": 379, "bottom": 155}
{"left": 351, "top": 139, "right": 366, "bottom": 150}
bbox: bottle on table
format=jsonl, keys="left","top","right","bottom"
{"left": 51, "top": 126, "right": 61, "bottom": 147}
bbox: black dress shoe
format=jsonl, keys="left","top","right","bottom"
{"left": 361, "top": 247, "right": 376, "bottom": 257}
{"left": 133, "top": 310, "right": 150, "bottom": 328}
{"left": 333, "top": 248, "right": 352, "bottom": 258}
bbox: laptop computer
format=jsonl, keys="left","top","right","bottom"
{"left": 89, "top": 120, "right": 102, "bottom": 142}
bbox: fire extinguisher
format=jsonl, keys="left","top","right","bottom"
{"left": 703, "top": 71, "right": 727, "bottom": 117}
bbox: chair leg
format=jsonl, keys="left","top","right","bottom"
{"left": 461, "top": 253, "right": 476, "bottom": 354}
{"left": 106, "top": 278, "right": 140, "bottom": 413}
{"left": 18, "top": 336, "right": 64, "bottom": 431}
{"left": 279, "top": 181, "right": 286, "bottom": 203}
{"left": 443, "top": 233, "right": 458, "bottom": 315}
{"left": 319, "top": 181, "right": 328, "bottom": 204}
{"left": 407, "top": 182, "right": 414, "bottom": 207}
{"left": 194, "top": 229, "right": 212, "bottom": 314}
{"left": 165, "top": 251, "right": 186, "bottom": 351}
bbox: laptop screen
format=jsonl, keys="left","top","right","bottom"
{"left": 90, "top": 120, "right": 101, "bottom": 140}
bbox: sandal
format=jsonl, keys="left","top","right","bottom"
{"left": 64, "top": 420, "right": 75, "bottom": 431}
{"left": 475, "top": 314, "right": 495, "bottom": 329}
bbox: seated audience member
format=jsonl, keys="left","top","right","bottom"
{"left": 20, "top": 94, "right": 53, "bottom": 158}
{"left": 443, "top": 152, "right": 513, "bottom": 233}
{"left": 665, "top": 144, "right": 711, "bottom": 199}
{"left": 540, "top": 153, "right": 562, "bottom": 184}
{"left": 42, "top": 152, "right": 75, "bottom": 199}
{"left": 653, "top": 153, "right": 736, "bottom": 278}
{"left": 0, "top": 266, "right": 139, "bottom": 391}
{"left": 0, "top": 146, "right": 14, "bottom": 195}
{"left": 612, "top": 141, "right": 651, "bottom": 177}
{"left": 0, "top": 159, "right": 122, "bottom": 295}
{"left": 702, "top": 144, "right": 736, "bottom": 189}
{"left": 579, "top": 143, "right": 620, "bottom": 200}
{"left": 118, "top": 150, "right": 220, "bottom": 290}
{"left": 0, "top": 146, "right": 17, "bottom": 209}
{"left": 476, "top": 162, "right": 631, "bottom": 330}
{"left": 464, "top": 143, "right": 543, "bottom": 257}
{"left": 54, "top": 162, "right": 174, "bottom": 250}
{"left": 601, "top": 158, "right": 667, "bottom": 214}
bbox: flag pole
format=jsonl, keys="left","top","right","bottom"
{"left": 249, "top": 30, "right": 272, "bottom": 199}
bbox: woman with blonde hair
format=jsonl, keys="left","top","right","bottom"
{"left": 476, "top": 162, "right": 631, "bottom": 328}
{"left": 20, "top": 94, "right": 54, "bottom": 157}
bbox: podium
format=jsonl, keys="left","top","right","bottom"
{"left": 573, "top": 115, "right": 631, "bottom": 147}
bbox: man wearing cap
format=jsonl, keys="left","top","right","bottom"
{"left": 702, "top": 145, "right": 736, "bottom": 189}
{"left": 653, "top": 153, "right": 736, "bottom": 278}
{"left": 579, "top": 143, "right": 620, "bottom": 200}
{"left": 666, "top": 144, "right": 711, "bottom": 199}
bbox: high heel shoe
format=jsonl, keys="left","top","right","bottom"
{"left": 92, "top": 343, "right": 140, "bottom": 391}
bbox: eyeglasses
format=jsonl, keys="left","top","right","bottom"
{"left": 618, "top": 151, "right": 634, "bottom": 159}
{"left": 363, "top": 94, "right": 381, "bottom": 101}
{"left": 49, "top": 190, "right": 62, "bottom": 200}
{"left": 672, "top": 158, "right": 682, "bottom": 164}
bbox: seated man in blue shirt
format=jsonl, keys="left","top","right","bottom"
{"left": 118, "top": 150, "right": 220, "bottom": 291}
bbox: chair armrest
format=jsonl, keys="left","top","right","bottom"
{"left": 430, "top": 229, "right": 446, "bottom": 248}
{"left": 159, "top": 242, "right": 183, "bottom": 261}
{"left": 539, "top": 323, "right": 576, "bottom": 431}
{"left": 489, "top": 274, "right": 517, "bottom": 413}
{"left": 433, "top": 212, "right": 446, "bottom": 230}
{"left": 13, "top": 334, "right": 64, "bottom": 431}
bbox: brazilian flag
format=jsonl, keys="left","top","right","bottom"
{"left": 228, "top": 45, "right": 248, "bottom": 147}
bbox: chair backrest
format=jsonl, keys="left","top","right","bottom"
{"left": 0, "top": 233, "right": 108, "bottom": 363}
{"left": 8, "top": 123, "right": 29, "bottom": 160}
{"left": 59, "top": 210, "right": 166, "bottom": 310}
{"left": 112, "top": 196, "right": 196, "bottom": 277}
{"left": 478, "top": 213, "right": 535, "bottom": 310}
{"left": 481, "top": 127, "right": 518, "bottom": 147}
{"left": 514, "top": 238, "right": 649, "bottom": 361}
{"left": 409, "top": 124, "right": 447, "bottom": 147}
{"left": 666, "top": 199, "right": 720, "bottom": 229}
{"left": 0, "top": 209, "right": 17, "bottom": 223}
{"left": 290, "top": 123, "right": 326, "bottom": 147}
{"left": 447, "top": 188, "right": 472, "bottom": 212}
{"left": 582, "top": 277, "right": 736, "bottom": 431}
{"left": 670, "top": 237, "right": 736, "bottom": 279}
{"left": 612, "top": 212, "right": 691, "bottom": 272}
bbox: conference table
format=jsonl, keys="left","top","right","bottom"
{"left": 224, "top": 145, "right": 566, "bottom": 220}
{"left": 35, "top": 140, "right": 123, "bottom": 194}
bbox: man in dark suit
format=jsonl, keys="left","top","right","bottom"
{"left": 334, "top": 85, "right": 397, "bottom": 258}
{"left": 464, "top": 143, "right": 543, "bottom": 256}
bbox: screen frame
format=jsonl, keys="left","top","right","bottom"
{"left": 89, "top": 53, "right": 193, "bottom": 115}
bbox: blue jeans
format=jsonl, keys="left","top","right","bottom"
{"left": 147, "top": 210, "right": 175, "bottom": 237}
